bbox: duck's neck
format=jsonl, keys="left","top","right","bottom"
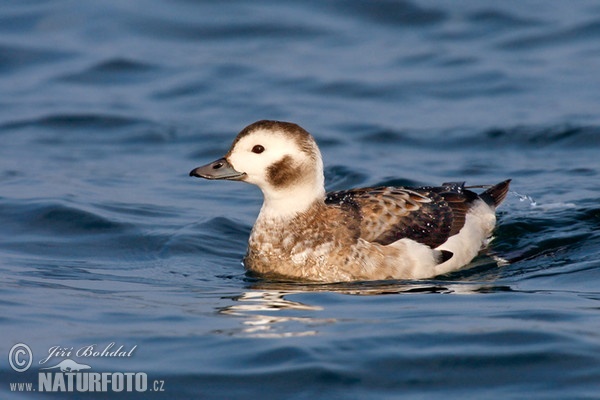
{"left": 258, "top": 184, "right": 326, "bottom": 222}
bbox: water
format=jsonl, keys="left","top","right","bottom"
{"left": 1, "top": 0, "right": 600, "bottom": 398}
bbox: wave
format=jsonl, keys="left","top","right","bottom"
{"left": 58, "top": 58, "right": 159, "bottom": 85}
{"left": 159, "top": 216, "right": 250, "bottom": 262}
{"left": 342, "top": 123, "right": 600, "bottom": 150}
{"left": 0, "top": 112, "right": 180, "bottom": 144}
{"left": 499, "top": 19, "right": 600, "bottom": 50}
{"left": 127, "top": 11, "right": 327, "bottom": 42}
{"left": 0, "top": 113, "right": 143, "bottom": 131}
{"left": 0, "top": 200, "right": 168, "bottom": 262}
{"left": 0, "top": 43, "right": 72, "bottom": 73}
{"left": 0, "top": 200, "right": 128, "bottom": 236}
{"left": 482, "top": 125, "right": 600, "bottom": 148}
{"left": 334, "top": 0, "right": 447, "bottom": 27}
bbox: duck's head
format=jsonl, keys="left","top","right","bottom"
{"left": 190, "top": 120, "right": 325, "bottom": 218}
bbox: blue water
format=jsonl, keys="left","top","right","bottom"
{"left": 2, "top": 0, "right": 600, "bottom": 398}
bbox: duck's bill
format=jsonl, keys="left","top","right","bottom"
{"left": 189, "top": 157, "right": 246, "bottom": 180}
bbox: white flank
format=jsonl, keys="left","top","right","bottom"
{"left": 433, "top": 200, "right": 497, "bottom": 276}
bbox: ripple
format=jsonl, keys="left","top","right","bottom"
{"left": 58, "top": 58, "right": 160, "bottom": 85}
{"left": 0, "top": 201, "right": 128, "bottom": 236}
{"left": 337, "top": 0, "right": 447, "bottom": 27}
{"left": 357, "top": 127, "right": 416, "bottom": 144}
{"left": 499, "top": 19, "right": 600, "bottom": 50}
{"left": 467, "top": 9, "right": 542, "bottom": 29}
{"left": 152, "top": 80, "right": 210, "bottom": 100}
{"left": 0, "top": 200, "right": 173, "bottom": 262}
{"left": 130, "top": 14, "right": 327, "bottom": 42}
{"left": 1, "top": 113, "right": 143, "bottom": 131}
{"left": 0, "top": 9, "right": 46, "bottom": 34}
{"left": 0, "top": 43, "right": 72, "bottom": 73}
{"left": 493, "top": 204, "right": 600, "bottom": 272}
{"left": 390, "top": 123, "right": 600, "bottom": 151}
{"left": 313, "top": 79, "right": 394, "bottom": 99}
{"left": 324, "top": 165, "right": 368, "bottom": 191}
{"left": 483, "top": 125, "right": 600, "bottom": 148}
{"left": 161, "top": 216, "right": 249, "bottom": 259}
{"left": 0, "top": 112, "right": 173, "bottom": 147}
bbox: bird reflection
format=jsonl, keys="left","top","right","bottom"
{"left": 216, "top": 279, "right": 511, "bottom": 338}
{"left": 218, "top": 290, "right": 329, "bottom": 338}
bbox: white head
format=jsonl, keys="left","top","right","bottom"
{"left": 190, "top": 120, "right": 325, "bottom": 219}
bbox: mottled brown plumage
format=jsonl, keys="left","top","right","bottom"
{"left": 325, "top": 181, "right": 509, "bottom": 253}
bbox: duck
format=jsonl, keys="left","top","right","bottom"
{"left": 189, "top": 120, "right": 510, "bottom": 282}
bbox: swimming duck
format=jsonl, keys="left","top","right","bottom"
{"left": 190, "top": 120, "right": 510, "bottom": 282}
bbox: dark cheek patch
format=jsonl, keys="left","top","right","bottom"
{"left": 267, "top": 155, "right": 304, "bottom": 188}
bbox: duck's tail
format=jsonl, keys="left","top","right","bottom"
{"left": 478, "top": 179, "right": 511, "bottom": 208}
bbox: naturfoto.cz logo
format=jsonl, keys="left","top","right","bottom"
{"left": 8, "top": 342, "right": 165, "bottom": 393}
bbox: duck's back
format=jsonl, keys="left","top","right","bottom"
{"left": 325, "top": 180, "right": 511, "bottom": 250}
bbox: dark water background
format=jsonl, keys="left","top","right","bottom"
{"left": 2, "top": 1, "right": 600, "bottom": 398}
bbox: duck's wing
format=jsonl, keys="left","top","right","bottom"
{"left": 325, "top": 183, "right": 476, "bottom": 249}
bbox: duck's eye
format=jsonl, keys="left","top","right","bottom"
{"left": 252, "top": 145, "right": 265, "bottom": 154}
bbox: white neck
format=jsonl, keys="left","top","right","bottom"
{"left": 258, "top": 181, "right": 325, "bottom": 221}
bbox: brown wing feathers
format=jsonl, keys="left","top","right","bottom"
{"left": 325, "top": 183, "right": 476, "bottom": 249}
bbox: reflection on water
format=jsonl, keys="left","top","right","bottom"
{"left": 218, "top": 290, "right": 329, "bottom": 338}
{"left": 218, "top": 281, "right": 513, "bottom": 338}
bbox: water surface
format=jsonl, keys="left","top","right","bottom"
{"left": 1, "top": 1, "right": 600, "bottom": 399}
